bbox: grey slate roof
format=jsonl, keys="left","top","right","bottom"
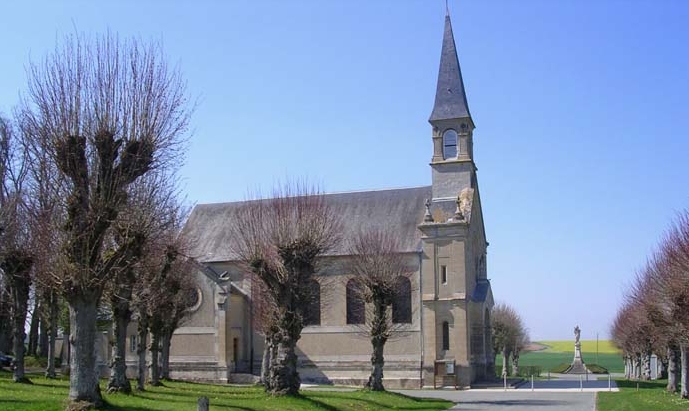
{"left": 183, "top": 186, "right": 432, "bottom": 263}
{"left": 429, "top": 14, "right": 472, "bottom": 122}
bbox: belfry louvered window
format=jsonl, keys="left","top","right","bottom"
{"left": 443, "top": 129, "right": 458, "bottom": 159}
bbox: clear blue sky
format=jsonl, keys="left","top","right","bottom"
{"left": 1, "top": 1, "right": 687, "bottom": 341}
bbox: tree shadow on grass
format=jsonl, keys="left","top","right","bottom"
{"left": 28, "top": 380, "right": 66, "bottom": 388}
{"left": 102, "top": 401, "right": 256, "bottom": 411}
{"left": 304, "top": 389, "right": 451, "bottom": 411}
{"left": 460, "top": 399, "right": 572, "bottom": 407}
{"left": 123, "top": 384, "right": 265, "bottom": 401}
{"left": 297, "top": 393, "right": 341, "bottom": 411}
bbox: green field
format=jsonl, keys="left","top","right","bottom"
{"left": 496, "top": 340, "right": 624, "bottom": 374}
{"left": 0, "top": 371, "right": 452, "bottom": 411}
{"left": 539, "top": 340, "right": 620, "bottom": 354}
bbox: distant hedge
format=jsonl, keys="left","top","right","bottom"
{"left": 518, "top": 365, "right": 542, "bottom": 377}
{"left": 547, "top": 362, "right": 609, "bottom": 374}
{"left": 585, "top": 363, "right": 609, "bottom": 374}
{"left": 495, "top": 365, "right": 542, "bottom": 377}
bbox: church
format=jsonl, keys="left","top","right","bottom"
{"left": 132, "top": 12, "right": 495, "bottom": 388}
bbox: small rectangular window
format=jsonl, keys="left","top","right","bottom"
{"left": 130, "top": 335, "right": 137, "bottom": 352}
{"left": 441, "top": 265, "right": 447, "bottom": 284}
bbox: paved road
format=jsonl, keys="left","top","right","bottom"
{"left": 394, "top": 390, "right": 596, "bottom": 411}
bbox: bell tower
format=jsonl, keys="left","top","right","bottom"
{"left": 428, "top": 12, "right": 476, "bottom": 211}
{"left": 419, "top": 10, "right": 493, "bottom": 387}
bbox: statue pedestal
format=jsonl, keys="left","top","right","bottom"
{"left": 564, "top": 341, "right": 588, "bottom": 374}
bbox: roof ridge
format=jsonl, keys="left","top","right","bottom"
{"left": 194, "top": 185, "right": 432, "bottom": 207}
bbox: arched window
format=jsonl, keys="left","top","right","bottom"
{"left": 442, "top": 129, "right": 458, "bottom": 159}
{"left": 392, "top": 276, "right": 412, "bottom": 324}
{"left": 346, "top": 279, "right": 365, "bottom": 325}
{"left": 442, "top": 321, "right": 450, "bottom": 350}
{"left": 304, "top": 280, "right": 320, "bottom": 326}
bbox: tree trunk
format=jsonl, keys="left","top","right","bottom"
{"left": 667, "top": 346, "right": 678, "bottom": 393}
{"left": 632, "top": 354, "right": 640, "bottom": 380}
{"left": 107, "top": 294, "right": 132, "bottom": 394}
{"left": 62, "top": 331, "right": 71, "bottom": 376}
{"left": 642, "top": 350, "right": 651, "bottom": 380}
{"left": 45, "top": 290, "right": 59, "bottom": 378}
{"left": 660, "top": 356, "right": 668, "bottom": 380}
{"left": 149, "top": 330, "right": 161, "bottom": 386}
{"left": 11, "top": 275, "right": 31, "bottom": 384}
{"left": 367, "top": 336, "right": 386, "bottom": 391}
{"left": 27, "top": 300, "right": 39, "bottom": 357}
{"left": 501, "top": 349, "right": 509, "bottom": 377}
{"left": 266, "top": 323, "right": 300, "bottom": 396}
{"left": 136, "top": 321, "right": 148, "bottom": 391}
{"left": 261, "top": 337, "right": 271, "bottom": 386}
{"left": 366, "top": 301, "right": 388, "bottom": 391}
{"left": 68, "top": 297, "right": 103, "bottom": 407}
{"left": 511, "top": 352, "right": 520, "bottom": 377}
{"left": 681, "top": 345, "right": 688, "bottom": 399}
{"left": 0, "top": 286, "right": 12, "bottom": 354}
{"left": 38, "top": 311, "right": 49, "bottom": 358}
{"left": 161, "top": 329, "right": 172, "bottom": 380}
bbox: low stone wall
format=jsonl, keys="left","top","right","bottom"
{"left": 123, "top": 361, "right": 229, "bottom": 383}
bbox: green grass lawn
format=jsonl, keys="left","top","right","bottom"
{"left": 597, "top": 379, "right": 689, "bottom": 411}
{"left": 0, "top": 371, "right": 452, "bottom": 411}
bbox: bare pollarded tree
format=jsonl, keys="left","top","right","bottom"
{"left": 0, "top": 115, "right": 34, "bottom": 384}
{"left": 105, "top": 171, "right": 185, "bottom": 393}
{"left": 658, "top": 212, "right": 689, "bottom": 398}
{"left": 611, "top": 299, "right": 651, "bottom": 380}
{"left": 147, "top": 247, "right": 196, "bottom": 386}
{"left": 126, "top": 208, "right": 196, "bottom": 390}
{"left": 158, "top": 257, "right": 198, "bottom": 381}
{"left": 22, "top": 107, "right": 70, "bottom": 380}
{"left": 610, "top": 212, "right": 689, "bottom": 395}
{"left": 20, "top": 32, "right": 190, "bottom": 407}
{"left": 247, "top": 270, "right": 279, "bottom": 385}
{"left": 347, "top": 228, "right": 414, "bottom": 391}
{"left": 232, "top": 184, "right": 341, "bottom": 396}
{"left": 490, "top": 302, "right": 527, "bottom": 377}
{"left": 510, "top": 330, "right": 530, "bottom": 377}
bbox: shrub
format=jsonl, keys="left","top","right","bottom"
{"left": 24, "top": 356, "right": 48, "bottom": 368}
{"left": 22, "top": 356, "right": 61, "bottom": 369}
{"left": 495, "top": 365, "right": 511, "bottom": 377}
{"left": 495, "top": 365, "right": 542, "bottom": 377}
{"left": 518, "top": 365, "right": 542, "bottom": 377}
{"left": 586, "top": 363, "right": 608, "bottom": 374}
{"left": 550, "top": 363, "right": 570, "bottom": 373}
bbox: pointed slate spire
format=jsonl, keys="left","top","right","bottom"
{"left": 429, "top": 13, "right": 472, "bottom": 122}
